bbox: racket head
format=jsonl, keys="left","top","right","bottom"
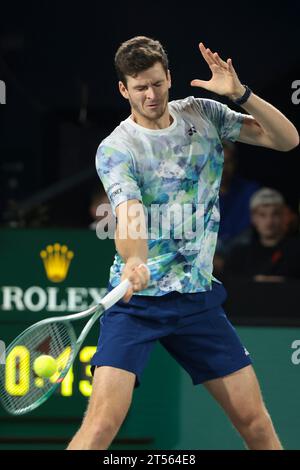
{"left": 0, "top": 320, "right": 77, "bottom": 415}
{"left": 0, "top": 279, "right": 130, "bottom": 415}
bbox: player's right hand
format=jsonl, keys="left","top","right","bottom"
{"left": 121, "top": 257, "right": 151, "bottom": 302}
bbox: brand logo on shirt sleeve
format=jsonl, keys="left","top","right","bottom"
{"left": 108, "top": 183, "right": 123, "bottom": 201}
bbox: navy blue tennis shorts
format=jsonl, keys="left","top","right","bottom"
{"left": 91, "top": 281, "right": 252, "bottom": 387}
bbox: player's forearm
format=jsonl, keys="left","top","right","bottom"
{"left": 233, "top": 88, "right": 299, "bottom": 151}
{"left": 115, "top": 200, "right": 148, "bottom": 264}
{"left": 115, "top": 229, "right": 149, "bottom": 302}
{"left": 115, "top": 234, "right": 148, "bottom": 265}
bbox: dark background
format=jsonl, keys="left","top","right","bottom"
{"left": 0, "top": 0, "right": 299, "bottom": 227}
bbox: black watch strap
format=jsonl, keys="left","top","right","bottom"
{"left": 233, "top": 85, "right": 252, "bottom": 105}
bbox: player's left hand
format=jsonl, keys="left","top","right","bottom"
{"left": 191, "top": 42, "right": 245, "bottom": 100}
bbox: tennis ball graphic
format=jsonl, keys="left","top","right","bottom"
{"left": 33, "top": 355, "right": 57, "bottom": 378}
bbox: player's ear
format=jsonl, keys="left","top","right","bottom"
{"left": 119, "top": 81, "right": 129, "bottom": 100}
{"left": 167, "top": 69, "right": 171, "bottom": 89}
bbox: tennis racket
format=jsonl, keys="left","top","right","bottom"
{"left": 0, "top": 279, "right": 131, "bottom": 416}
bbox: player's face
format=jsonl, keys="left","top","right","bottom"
{"left": 251, "top": 205, "right": 284, "bottom": 239}
{"left": 119, "top": 62, "right": 171, "bottom": 127}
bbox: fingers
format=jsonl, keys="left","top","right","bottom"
{"left": 227, "top": 57, "right": 234, "bottom": 71}
{"left": 208, "top": 50, "right": 227, "bottom": 69}
{"left": 190, "top": 79, "right": 210, "bottom": 90}
{"left": 121, "top": 263, "right": 151, "bottom": 303}
{"left": 199, "top": 42, "right": 229, "bottom": 70}
{"left": 213, "top": 50, "right": 228, "bottom": 68}
{"left": 227, "top": 58, "right": 238, "bottom": 80}
{"left": 132, "top": 264, "right": 149, "bottom": 290}
{"left": 137, "top": 263, "right": 151, "bottom": 281}
{"left": 199, "top": 42, "right": 215, "bottom": 67}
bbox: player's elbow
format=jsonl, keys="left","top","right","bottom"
{"left": 286, "top": 134, "right": 300, "bottom": 151}
{"left": 277, "top": 128, "right": 299, "bottom": 152}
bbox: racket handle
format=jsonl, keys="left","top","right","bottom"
{"left": 101, "top": 279, "right": 131, "bottom": 310}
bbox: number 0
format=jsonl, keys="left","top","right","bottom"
{"left": 5, "top": 346, "right": 30, "bottom": 396}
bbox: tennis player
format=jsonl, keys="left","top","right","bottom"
{"left": 68, "top": 36, "right": 299, "bottom": 450}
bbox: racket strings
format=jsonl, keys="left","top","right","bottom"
{"left": 0, "top": 321, "right": 76, "bottom": 415}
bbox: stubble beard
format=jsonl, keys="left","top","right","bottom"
{"left": 131, "top": 94, "right": 169, "bottom": 123}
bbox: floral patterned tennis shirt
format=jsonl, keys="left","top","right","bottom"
{"left": 96, "top": 96, "right": 244, "bottom": 295}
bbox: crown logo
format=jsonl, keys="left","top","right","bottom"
{"left": 40, "top": 243, "right": 74, "bottom": 283}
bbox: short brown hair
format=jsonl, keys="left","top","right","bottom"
{"left": 114, "top": 36, "right": 169, "bottom": 86}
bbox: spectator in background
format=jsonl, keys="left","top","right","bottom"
{"left": 223, "top": 187, "right": 300, "bottom": 282}
{"left": 213, "top": 141, "right": 260, "bottom": 276}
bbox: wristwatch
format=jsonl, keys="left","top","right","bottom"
{"left": 233, "top": 85, "right": 252, "bottom": 105}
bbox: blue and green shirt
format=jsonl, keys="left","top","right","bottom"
{"left": 96, "top": 96, "right": 244, "bottom": 295}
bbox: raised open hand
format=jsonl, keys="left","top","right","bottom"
{"left": 191, "top": 42, "right": 244, "bottom": 100}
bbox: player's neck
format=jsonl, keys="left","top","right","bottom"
{"left": 131, "top": 109, "right": 173, "bottom": 130}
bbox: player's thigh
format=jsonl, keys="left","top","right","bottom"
{"left": 86, "top": 366, "right": 136, "bottom": 419}
{"left": 203, "top": 365, "right": 266, "bottom": 425}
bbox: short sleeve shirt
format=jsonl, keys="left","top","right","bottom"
{"left": 96, "top": 96, "right": 244, "bottom": 295}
